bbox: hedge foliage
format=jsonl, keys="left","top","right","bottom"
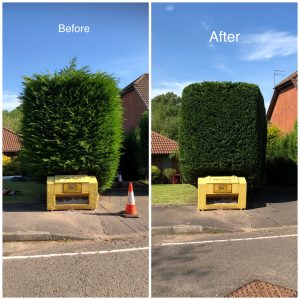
{"left": 20, "top": 59, "right": 123, "bottom": 191}
{"left": 179, "top": 82, "right": 267, "bottom": 190}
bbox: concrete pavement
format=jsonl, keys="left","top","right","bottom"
{"left": 152, "top": 186, "right": 297, "bottom": 233}
{"left": 3, "top": 236, "right": 149, "bottom": 297}
{"left": 152, "top": 226, "right": 297, "bottom": 297}
{"left": 3, "top": 185, "right": 148, "bottom": 241}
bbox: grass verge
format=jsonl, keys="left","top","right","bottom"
{"left": 3, "top": 180, "right": 46, "bottom": 205}
{"left": 152, "top": 184, "right": 197, "bottom": 205}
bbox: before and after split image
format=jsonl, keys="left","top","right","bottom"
{"left": 2, "top": 1, "right": 297, "bottom": 298}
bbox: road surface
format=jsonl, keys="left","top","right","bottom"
{"left": 152, "top": 226, "right": 297, "bottom": 297}
{"left": 3, "top": 236, "right": 149, "bottom": 297}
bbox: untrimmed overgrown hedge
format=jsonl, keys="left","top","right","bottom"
{"left": 179, "top": 81, "right": 267, "bottom": 190}
{"left": 20, "top": 59, "right": 123, "bottom": 191}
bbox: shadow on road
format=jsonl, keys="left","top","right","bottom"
{"left": 247, "top": 185, "right": 297, "bottom": 209}
{"left": 3, "top": 182, "right": 148, "bottom": 212}
{"left": 3, "top": 202, "right": 46, "bottom": 212}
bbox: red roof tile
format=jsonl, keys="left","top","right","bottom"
{"left": 3, "top": 128, "right": 22, "bottom": 153}
{"left": 122, "top": 73, "right": 149, "bottom": 107}
{"left": 151, "top": 131, "right": 178, "bottom": 154}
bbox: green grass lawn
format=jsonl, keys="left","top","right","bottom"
{"left": 152, "top": 184, "right": 197, "bottom": 205}
{"left": 3, "top": 180, "right": 46, "bottom": 205}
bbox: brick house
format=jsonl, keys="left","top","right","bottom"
{"left": 3, "top": 127, "right": 22, "bottom": 157}
{"left": 267, "top": 71, "right": 298, "bottom": 133}
{"left": 121, "top": 73, "right": 149, "bottom": 133}
{"left": 151, "top": 131, "right": 179, "bottom": 182}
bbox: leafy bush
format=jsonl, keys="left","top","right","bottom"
{"left": 163, "top": 168, "right": 176, "bottom": 183}
{"left": 179, "top": 82, "right": 267, "bottom": 190}
{"left": 286, "top": 122, "right": 297, "bottom": 164}
{"left": 151, "top": 165, "right": 161, "bottom": 183}
{"left": 119, "top": 111, "right": 148, "bottom": 180}
{"left": 135, "top": 111, "right": 149, "bottom": 179}
{"left": 19, "top": 59, "right": 123, "bottom": 191}
{"left": 119, "top": 132, "right": 139, "bottom": 180}
{"left": 267, "top": 123, "right": 281, "bottom": 148}
{"left": 3, "top": 155, "right": 22, "bottom": 176}
{"left": 266, "top": 122, "right": 297, "bottom": 186}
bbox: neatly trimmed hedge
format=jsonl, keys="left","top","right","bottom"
{"left": 20, "top": 59, "right": 123, "bottom": 191}
{"left": 179, "top": 82, "right": 267, "bottom": 190}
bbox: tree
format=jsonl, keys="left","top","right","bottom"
{"left": 20, "top": 58, "right": 123, "bottom": 191}
{"left": 3, "top": 106, "right": 23, "bottom": 134}
{"left": 152, "top": 92, "right": 181, "bottom": 141}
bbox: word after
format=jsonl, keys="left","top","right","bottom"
{"left": 209, "top": 31, "right": 240, "bottom": 43}
{"left": 59, "top": 24, "right": 90, "bottom": 33}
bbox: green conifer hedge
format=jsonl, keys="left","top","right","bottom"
{"left": 179, "top": 81, "right": 267, "bottom": 190}
{"left": 20, "top": 59, "right": 123, "bottom": 191}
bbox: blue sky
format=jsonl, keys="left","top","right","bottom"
{"left": 152, "top": 3, "right": 297, "bottom": 109}
{"left": 3, "top": 3, "right": 148, "bottom": 111}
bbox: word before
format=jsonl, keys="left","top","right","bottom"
{"left": 58, "top": 24, "right": 90, "bottom": 33}
{"left": 209, "top": 31, "right": 240, "bottom": 43}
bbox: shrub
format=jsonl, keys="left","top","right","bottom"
{"left": 119, "top": 132, "right": 139, "bottom": 180}
{"left": 286, "top": 122, "right": 297, "bottom": 164}
{"left": 151, "top": 165, "right": 161, "bottom": 183}
{"left": 19, "top": 59, "right": 123, "bottom": 191}
{"left": 266, "top": 121, "right": 297, "bottom": 186}
{"left": 267, "top": 123, "right": 281, "bottom": 147}
{"left": 179, "top": 82, "right": 267, "bottom": 190}
{"left": 119, "top": 111, "right": 149, "bottom": 181}
{"left": 135, "top": 111, "right": 149, "bottom": 178}
{"left": 3, "top": 155, "right": 22, "bottom": 176}
{"left": 163, "top": 168, "right": 176, "bottom": 183}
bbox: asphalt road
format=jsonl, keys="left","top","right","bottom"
{"left": 3, "top": 236, "right": 149, "bottom": 297}
{"left": 152, "top": 226, "right": 297, "bottom": 297}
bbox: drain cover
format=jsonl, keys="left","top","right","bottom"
{"left": 226, "top": 280, "right": 297, "bottom": 297}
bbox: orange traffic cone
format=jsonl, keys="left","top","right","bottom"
{"left": 122, "top": 182, "right": 139, "bottom": 218}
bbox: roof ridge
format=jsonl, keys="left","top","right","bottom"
{"left": 3, "top": 127, "right": 20, "bottom": 135}
{"left": 133, "top": 73, "right": 149, "bottom": 86}
{"left": 275, "top": 71, "right": 297, "bottom": 88}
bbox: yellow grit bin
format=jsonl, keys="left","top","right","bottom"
{"left": 198, "top": 176, "right": 247, "bottom": 210}
{"left": 47, "top": 175, "right": 98, "bottom": 211}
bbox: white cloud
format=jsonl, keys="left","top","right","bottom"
{"left": 201, "top": 21, "right": 210, "bottom": 31}
{"left": 165, "top": 5, "right": 174, "bottom": 12}
{"left": 3, "top": 91, "right": 20, "bottom": 111}
{"left": 151, "top": 81, "right": 194, "bottom": 99}
{"left": 241, "top": 31, "right": 297, "bottom": 61}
